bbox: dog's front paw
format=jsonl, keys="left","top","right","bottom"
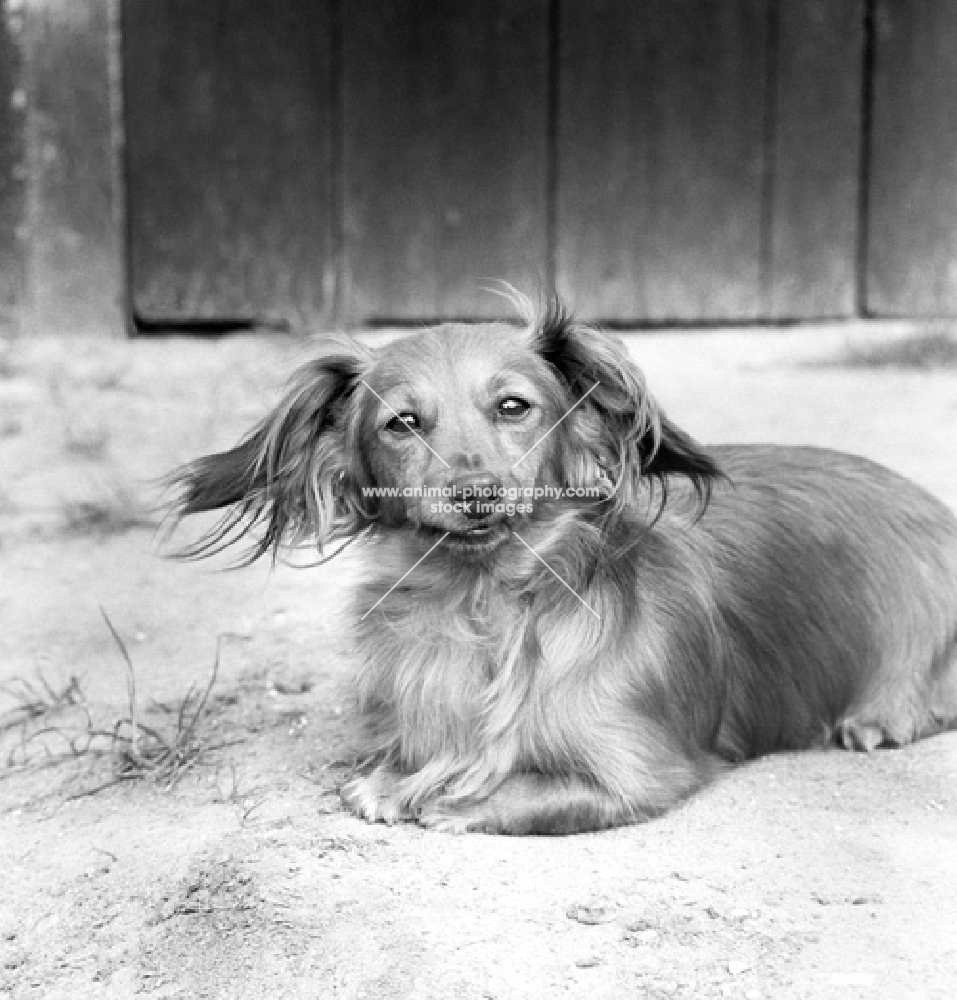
{"left": 835, "top": 718, "right": 895, "bottom": 752}
{"left": 417, "top": 802, "right": 500, "bottom": 835}
{"left": 340, "top": 771, "right": 413, "bottom": 826}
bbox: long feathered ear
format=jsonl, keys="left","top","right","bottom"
{"left": 529, "top": 297, "right": 722, "bottom": 512}
{"left": 167, "top": 337, "right": 375, "bottom": 563}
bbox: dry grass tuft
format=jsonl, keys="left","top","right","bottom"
{"left": 0, "top": 674, "right": 85, "bottom": 737}
{"left": 1, "top": 609, "right": 236, "bottom": 795}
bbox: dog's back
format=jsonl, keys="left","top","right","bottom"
{"left": 692, "top": 445, "right": 957, "bottom": 757}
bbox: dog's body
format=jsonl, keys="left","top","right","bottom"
{"left": 173, "top": 296, "right": 957, "bottom": 834}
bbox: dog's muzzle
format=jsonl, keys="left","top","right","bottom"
{"left": 449, "top": 471, "right": 504, "bottom": 519}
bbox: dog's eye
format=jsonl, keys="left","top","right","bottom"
{"left": 497, "top": 397, "right": 531, "bottom": 420}
{"left": 386, "top": 412, "right": 419, "bottom": 434}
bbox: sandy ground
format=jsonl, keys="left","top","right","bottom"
{"left": 1, "top": 322, "right": 956, "bottom": 999}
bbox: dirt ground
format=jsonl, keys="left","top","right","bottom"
{"left": 1, "top": 322, "right": 956, "bottom": 1000}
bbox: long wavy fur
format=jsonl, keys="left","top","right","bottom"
{"left": 168, "top": 339, "right": 376, "bottom": 563}
{"left": 528, "top": 295, "right": 722, "bottom": 516}
{"left": 168, "top": 289, "right": 957, "bottom": 836}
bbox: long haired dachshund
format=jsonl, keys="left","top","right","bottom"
{"left": 171, "top": 291, "right": 957, "bottom": 834}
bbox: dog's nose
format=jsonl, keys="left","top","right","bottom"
{"left": 450, "top": 472, "right": 502, "bottom": 519}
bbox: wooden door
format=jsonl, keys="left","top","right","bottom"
{"left": 766, "top": 0, "right": 864, "bottom": 320}
{"left": 341, "top": 0, "right": 550, "bottom": 322}
{"left": 556, "top": 0, "right": 863, "bottom": 323}
{"left": 121, "top": 0, "right": 868, "bottom": 328}
{"left": 867, "top": 1, "right": 957, "bottom": 316}
{"left": 123, "top": 0, "right": 334, "bottom": 328}
{"left": 0, "top": 7, "right": 25, "bottom": 324}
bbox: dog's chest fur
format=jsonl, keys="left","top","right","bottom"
{"left": 352, "top": 575, "right": 612, "bottom": 777}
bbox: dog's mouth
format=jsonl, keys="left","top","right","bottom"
{"left": 430, "top": 520, "right": 511, "bottom": 556}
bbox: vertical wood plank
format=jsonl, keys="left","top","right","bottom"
{"left": 342, "top": 0, "right": 550, "bottom": 322}
{"left": 767, "top": 0, "right": 863, "bottom": 319}
{"left": 0, "top": 0, "right": 27, "bottom": 331}
{"left": 556, "top": 0, "right": 768, "bottom": 323}
{"left": 24, "top": 0, "right": 125, "bottom": 337}
{"left": 867, "top": 1, "right": 957, "bottom": 315}
{"left": 123, "top": 0, "right": 333, "bottom": 326}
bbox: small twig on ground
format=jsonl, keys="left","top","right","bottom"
{"left": 216, "top": 762, "right": 269, "bottom": 826}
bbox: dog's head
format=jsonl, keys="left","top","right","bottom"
{"left": 170, "top": 292, "right": 720, "bottom": 564}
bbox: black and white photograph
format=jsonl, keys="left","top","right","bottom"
{"left": 1, "top": 2, "right": 956, "bottom": 997}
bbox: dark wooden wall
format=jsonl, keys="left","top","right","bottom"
{"left": 0, "top": 0, "right": 26, "bottom": 331}
{"left": 765, "top": 0, "right": 864, "bottom": 319}
{"left": 5, "top": 1, "right": 957, "bottom": 334}
{"left": 123, "top": 0, "right": 334, "bottom": 327}
{"left": 868, "top": 1, "right": 957, "bottom": 316}
{"left": 0, "top": 0, "right": 122, "bottom": 338}
{"left": 124, "top": 0, "right": 873, "bottom": 328}
{"left": 555, "top": 0, "right": 861, "bottom": 321}
{"left": 342, "top": 0, "right": 551, "bottom": 321}
{"left": 27, "top": 0, "right": 123, "bottom": 335}
{"left": 557, "top": 0, "right": 771, "bottom": 322}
